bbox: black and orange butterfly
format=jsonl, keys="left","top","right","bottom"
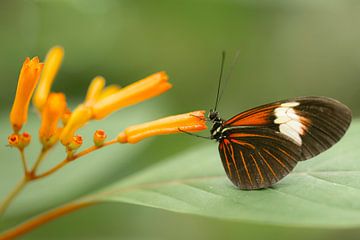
{"left": 207, "top": 53, "right": 352, "bottom": 190}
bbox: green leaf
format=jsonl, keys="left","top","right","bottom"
{"left": 91, "top": 119, "right": 360, "bottom": 228}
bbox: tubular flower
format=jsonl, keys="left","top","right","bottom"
{"left": 10, "top": 57, "right": 44, "bottom": 132}
{"left": 33, "top": 46, "right": 64, "bottom": 111}
{"left": 117, "top": 110, "right": 207, "bottom": 144}
{"left": 59, "top": 104, "right": 92, "bottom": 145}
{"left": 92, "top": 71, "right": 171, "bottom": 119}
{"left": 98, "top": 85, "right": 121, "bottom": 100}
{"left": 84, "top": 76, "right": 105, "bottom": 106}
{"left": 61, "top": 108, "right": 72, "bottom": 125}
{"left": 39, "top": 93, "right": 67, "bottom": 147}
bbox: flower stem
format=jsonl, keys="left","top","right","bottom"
{"left": 19, "top": 149, "right": 29, "bottom": 177}
{"left": 34, "top": 139, "right": 118, "bottom": 180}
{"left": 0, "top": 200, "right": 94, "bottom": 240}
{"left": 0, "top": 177, "right": 28, "bottom": 217}
{"left": 30, "top": 148, "right": 49, "bottom": 176}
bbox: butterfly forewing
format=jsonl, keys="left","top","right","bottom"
{"left": 218, "top": 96, "right": 352, "bottom": 189}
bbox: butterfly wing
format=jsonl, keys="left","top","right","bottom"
{"left": 219, "top": 127, "right": 301, "bottom": 189}
{"left": 218, "top": 96, "right": 352, "bottom": 189}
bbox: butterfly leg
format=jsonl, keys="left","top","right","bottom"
{"left": 178, "top": 128, "right": 212, "bottom": 140}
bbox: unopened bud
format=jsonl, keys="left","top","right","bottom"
{"left": 67, "top": 135, "right": 83, "bottom": 151}
{"left": 8, "top": 134, "right": 20, "bottom": 147}
{"left": 93, "top": 129, "right": 107, "bottom": 147}
{"left": 19, "top": 132, "right": 31, "bottom": 148}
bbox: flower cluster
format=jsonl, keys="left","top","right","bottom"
{"left": 8, "top": 46, "right": 207, "bottom": 154}
{"left": 5, "top": 45, "right": 207, "bottom": 197}
{"left": 1, "top": 45, "right": 208, "bottom": 238}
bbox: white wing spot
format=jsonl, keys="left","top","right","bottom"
{"left": 281, "top": 102, "right": 300, "bottom": 107}
{"left": 274, "top": 102, "right": 305, "bottom": 145}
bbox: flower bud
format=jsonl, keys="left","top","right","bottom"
{"left": 8, "top": 134, "right": 20, "bottom": 147}
{"left": 10, "top": 57, "right": 44, "bottom": 132}
{"left": 93, "top": 129, "right": 107, "bottom": 147}
{"left": 92, "top": 72, "right": 171, "bottom": 120}
{"left": 118, "top": 110, "right": 207, "bottom": 144}
{"left": 33, "top": 46, "right": 64, "bottom": 111}
{"left": 67, "top": 135, "right": 83, "bottom": 151}
{"left": 19, "top": 132, "right": 31, "bottom": 148}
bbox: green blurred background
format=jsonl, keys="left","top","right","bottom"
{"left": 1, "top": 0, "right": 360, "bottom": 239}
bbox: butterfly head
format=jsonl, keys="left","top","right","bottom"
{"left": 208, "top": 109, "right": 221, "bottom": 122}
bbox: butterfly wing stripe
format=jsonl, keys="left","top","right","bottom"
{"left": 230, "top": 132, "right": 277, "bottom": 140}
{"left": 224, "top": 140, "right": 242, "bottom": 184}
{"left": 263, "top": 148, "right": 290, "bottom": 172}
{"left": 239, "top": 150, "right": 253, "bottom": 185}
{"left": 258, "top": 151, "right": 278, "bottom": 180}
{"left": 276, "top": 147, "right": 297, "bottom": 163}
{"left": 230, "top": 139, "right": 256, "bottom": 150}
{"left": 219, "top": 142, "right": 232, "bottom": 179}
{"left": 249, "top": 154, "right": 264, "bottom": 184}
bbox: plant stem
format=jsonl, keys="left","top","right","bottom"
{"left": 30, "top": 148, "right": 49, "bottom": 176}
{"left": 0, "top": 178, "right": 28, "bottom": 217}
{"left": 0, "top": 139, "right": 118, "bottom": 236}
{"left": 34, "top": 160, "right": 69, "bottom": 180}
{"left": 0, "top": 200, "right": 95, "bottom": 240}
{"left": 34, "top": 139, "right": 118, "bottom": 180}
{"left": 19, "top": 149, "right": 29, "bottom": 177}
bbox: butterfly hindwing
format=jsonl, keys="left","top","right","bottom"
{"left": 218, "top": 96, "right": 352, "bottom": 189}
{"left": 219, "top": 127, "right": 301, "bottom": 189}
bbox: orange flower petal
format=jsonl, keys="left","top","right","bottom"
{"left": 92, "top": 71, "right": 171, "bottom": 119}
{"left": 118, "top": 110, "right": 207, "bottom": 144}
{"left": 85, "top": 76, "right": 105, "bottom": 106}
{"left": 59, "top": 104, "right": 92, "bottom": 145}
{"left": 39, "top": 93, "right": 67, "bottom": 146}
{"left": 98, "top": 84, "right": 121, "bottom": 100}
{"left": 33, "top": 46, "right": 64, "bottom": 111}
{"left": 10, "top": 57, "right": 44, "bottom": 132}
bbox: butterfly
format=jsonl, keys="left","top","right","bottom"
{"left": 206, "top": 52, "right": 352, "bottom": 190}
{"left": 209, "top": 96, "right": 352, "bottom": 190}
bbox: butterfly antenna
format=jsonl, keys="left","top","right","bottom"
{"left": 218, "top": 50, "right": 241, "bottom": 105}
{"left": 214, "top": 51, "right": 226, "bottom": 111}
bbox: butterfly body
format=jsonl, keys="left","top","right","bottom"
{"left": 209, "top": 96, "right": 352, "bottom": 190}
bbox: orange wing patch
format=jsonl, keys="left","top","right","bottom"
{"left": 225, "top": 105, "right": 277, "bottom": 126}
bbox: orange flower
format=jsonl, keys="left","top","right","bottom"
{"left": 10, "top": 57, "right": 44, "bottom": 132}
{"left": 39, "top": 93, "right": 67, "bottom": 146}
{"left": 33, "top": 46, "right": 64, "bottom": 111}
{"left": 59, "top": 104, "right": 92, "bottom": 145}
{"left": 84, "top": 76, "right": 105, "bottom": 106}
{"left": 98, "top": 85, "right": 121, "bottom": 100}
{"left": 61, "top": 108, "right": 72, "bottom": 125}
{"left": 92, "top": 71, "right": 171, "bottom": 119}
{"left": 117, "top": 110, "right": 207, "bottom": 144}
